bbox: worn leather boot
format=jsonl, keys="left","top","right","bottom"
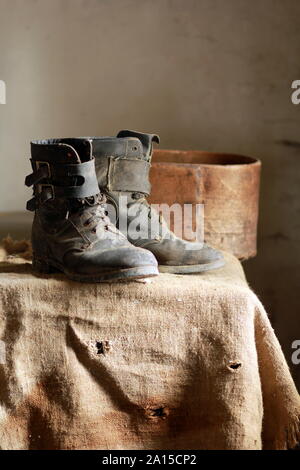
{"left": 25, "top": 138, "right": 158, "bottom": 282}
{"left": 93, "top": 131, "right": 224, "bottom": 273}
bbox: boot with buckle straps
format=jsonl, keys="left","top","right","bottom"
{"left": 25, "top": 138, "right": 158, "bottom": 282}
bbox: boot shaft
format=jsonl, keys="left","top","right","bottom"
{"left": 26, "top": 138, "right": 100, "bottom": 213}
{"left": 92, "top": 130, "right": 159, "bottom": 199}
{"left": 90, "top": 131, "right": 162, "bottom": 243}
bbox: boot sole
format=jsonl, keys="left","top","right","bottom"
{"left": 158, "top": 258, "right": 225, "bottom": 274}
{"left": 32, "top": 257, "right": 159, "bottom": 283}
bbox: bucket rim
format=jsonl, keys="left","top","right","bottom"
{"left": 152, "top": 149, "right": 261, "bottom": 167}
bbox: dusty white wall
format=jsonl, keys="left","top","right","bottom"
{"left": 0, "top": 0, "right": 299, "bottom": 388}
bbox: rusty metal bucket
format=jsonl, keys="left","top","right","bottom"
{"left": 149, "top": 150, "right": 261, "bottom": 260}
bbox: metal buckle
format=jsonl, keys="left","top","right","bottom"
{"left": 35, "top": 162, "right": 53, "bottom": 200}
{"left": 37, "top": 183, "right": 55, "bottom": 200}
{"left": 36, "top": 161, "right": 51, "bottom": 177}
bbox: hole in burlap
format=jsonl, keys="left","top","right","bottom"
{"left": 228, "top": 361, "right": 242, "bottom": 371}
{"left": 95, "top": 341, "right": 110, "bottom": 355}
{"left": 145, "top": 406, "right": 169, "bottom": 420}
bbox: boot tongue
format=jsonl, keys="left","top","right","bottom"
{"left": 117, "top": 130, "right": 160, "bottom": 160}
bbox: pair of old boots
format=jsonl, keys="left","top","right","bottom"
{"left": 25, "top": 130, "right": 224, "bottom": 282}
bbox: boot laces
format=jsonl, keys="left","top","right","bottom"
{"left": 131, "top": 192, "right": 163, "bottom": 223}
{"left": 72, "top": 194, "right": 112, "bottom": 232}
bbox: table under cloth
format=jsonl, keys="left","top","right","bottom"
{"left": 0, "top": 239, "right": 299, "bottom": 450}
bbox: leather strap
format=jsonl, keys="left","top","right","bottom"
{"left": 106, "top": 157, "right": 151, "bottom": 194}
{"left": 116, "top": 130, "right": 160, "bottom": 161}
{"left": 26, "top": 197, "right": 37, "bottom": 212}
{"left": 116, "top": 130, "right": 160, "bottom": 145}
{"left": 25, "top": 164, "right": 50, "bottom": 187}
{"left": 25, "top": 159, "right": 100, "bottom": 210}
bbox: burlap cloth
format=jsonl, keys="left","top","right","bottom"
{"left": 0, "top": 237, "right": 299, "bottom": 450}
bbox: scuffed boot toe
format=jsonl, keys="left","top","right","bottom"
{"left": 63, "top": 246, "right": 158, "bottom": 282}
{"left": 155, "top": 239, "right": 225, "bottom": 274}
